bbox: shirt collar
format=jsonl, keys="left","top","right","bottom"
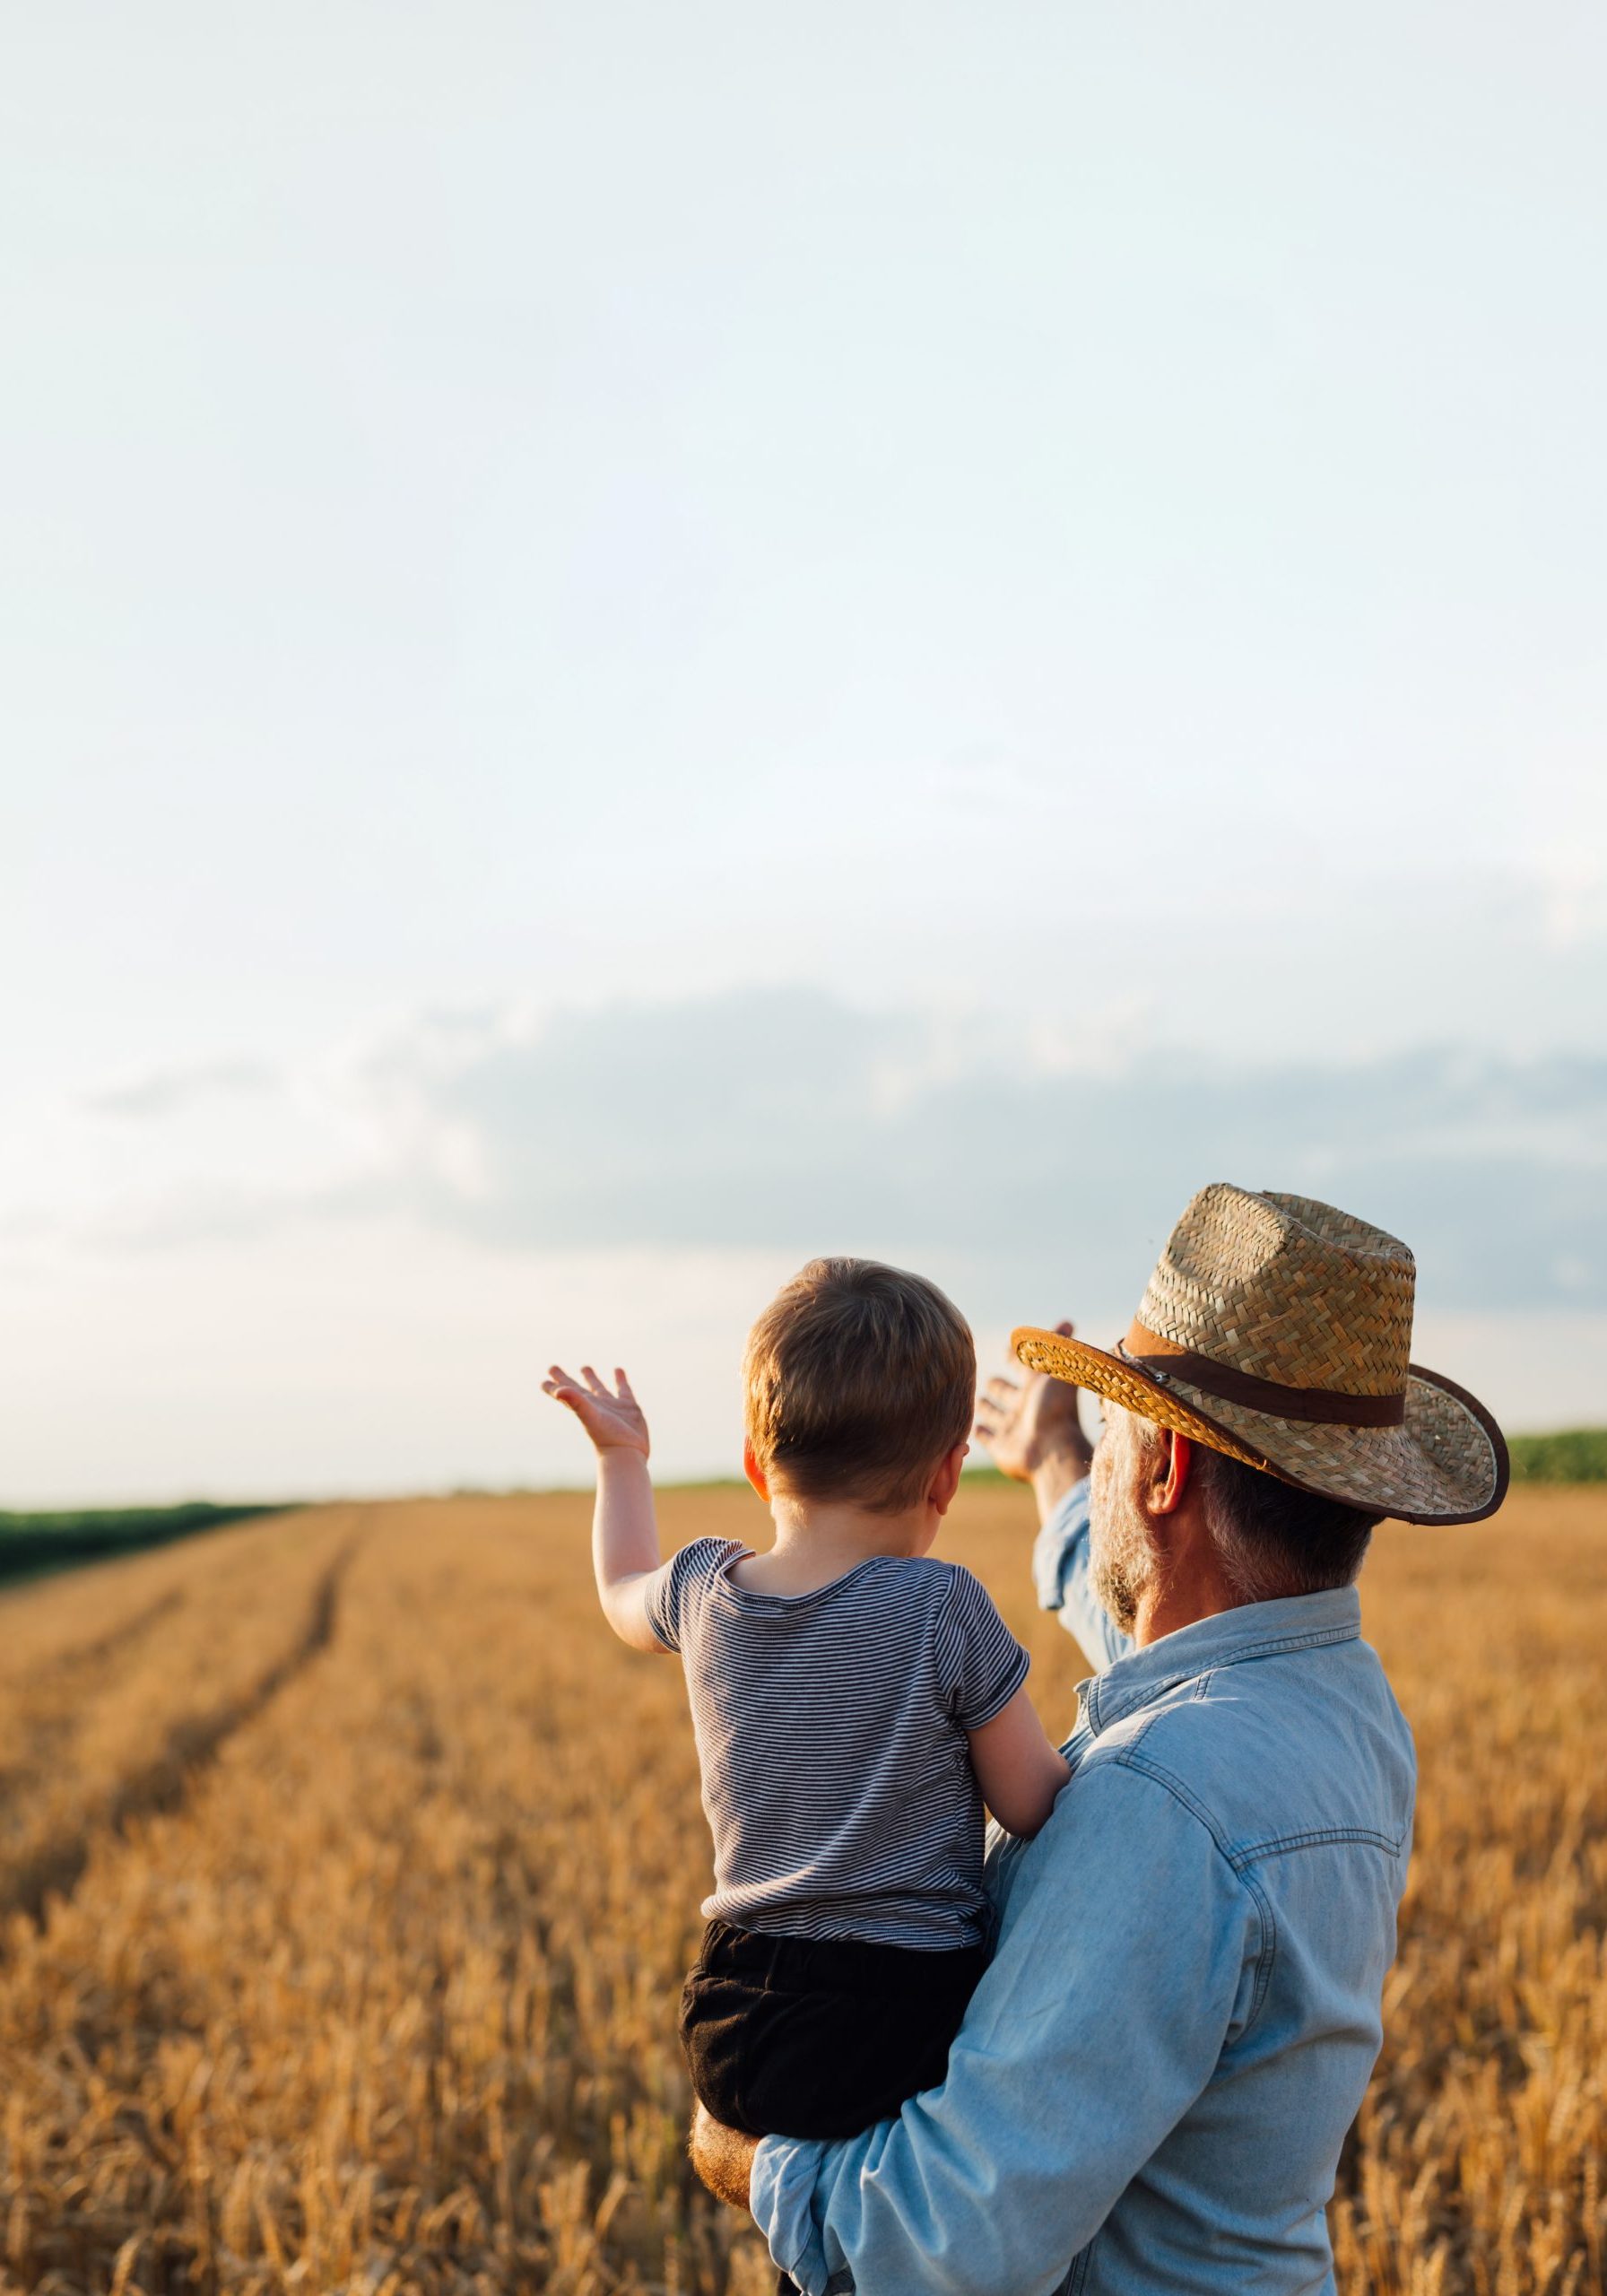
{"left": 1078, "top": 1586, "right": 1362, "bottom": 1736}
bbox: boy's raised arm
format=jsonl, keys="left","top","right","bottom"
{"left": 543, "top": 1364, "right": 674, "bottom": 1654}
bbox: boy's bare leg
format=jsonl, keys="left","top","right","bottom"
{"left": 690, "top": 2102, "right": 757, "bottom": 2208}
{"left": 687, "top": 2108, "right": 798, "bottom": 2280}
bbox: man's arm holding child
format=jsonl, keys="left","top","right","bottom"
{"left": 744, "top": 1762, "right": 1255, "bottom": 2296}
{"left": 543, "top": 1363, "right": 673, "bottom": 1655}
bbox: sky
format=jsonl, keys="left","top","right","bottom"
{"left": 3, "top": 1, "right": 1604, "bottom": 1502}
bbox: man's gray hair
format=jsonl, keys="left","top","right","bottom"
{"left": 1134, "top": 1422, "right": 1379, "bottom": 1601}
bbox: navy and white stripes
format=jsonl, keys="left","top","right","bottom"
{"left": 647, "top": 1539, "right": 1029, "bottom": 1949}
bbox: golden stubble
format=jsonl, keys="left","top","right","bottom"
{"left": 0, "top": 1483, "right": 1598, "bottom": 2293}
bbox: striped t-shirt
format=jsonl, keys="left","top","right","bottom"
{"left": 646, "top": 1538, "right": 1030, "bottom": 1950}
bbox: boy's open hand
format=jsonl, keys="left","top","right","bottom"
{"left": 543, "top": 1365, "right": 651, "bottom": 1458}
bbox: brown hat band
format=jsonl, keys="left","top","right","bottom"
{"left": 1121, "top": 1321, "right": 1408, "bottom": 1429}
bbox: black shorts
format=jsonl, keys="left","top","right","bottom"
{"left": 679, "top": 1917, "right": 989, "bottom": 2143}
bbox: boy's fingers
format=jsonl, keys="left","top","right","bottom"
{"left": 614, "top": 1367, "right": 636, "bottom": 1396}
{"left": 579, "top": 1365, "right": 609, "bottom": 1395}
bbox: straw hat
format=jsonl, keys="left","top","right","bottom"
{"left": 1013, "top": 1184, "right": 1507, "bottom": 1525}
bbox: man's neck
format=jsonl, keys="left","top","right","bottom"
{"left": 1129, "top": 1562, "right": 1247, "bottom": 1648}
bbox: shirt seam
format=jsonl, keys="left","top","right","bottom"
{"left": 1218, "top": 1621, "right": 1362, "bottom": 1661}
{"left": 1238, "top": 1862, "right": 1279, "bottom": 2031}
{"left": 1231, "top": 1822, "right": 1409, "bottom": 1861}
{"left": 941, "top": 1566, "right": 1030, "bottom": 1729}
{"left": 1114, "top": 1743, "right": 1408, "bottom": 1864}
{"left": 959, "top": 1641, "right": 1032, "bottom": 1732}
{"left": 1088, "top": 1621, "right": 1361, "bottom": 1731}
{"left": 935, "top": 1565, "right": 1003, "bottom": 1723}
{"left": 1108, "top": 1744, "right": 1238, "bottom": 1863}
{"left": 709, "top": 1541, "right": 886, "bottom": 1615}
{"left": 1108, "top": 1745, "right": 1279, "bottom": 2040}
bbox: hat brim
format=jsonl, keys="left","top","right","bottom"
{"left": 1012, "top": 1327, "right": 1508, "bottom": 1526}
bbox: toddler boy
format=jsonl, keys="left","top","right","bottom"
{"left": 543, "top": 1257, "right": 1069, "bottom": 2144}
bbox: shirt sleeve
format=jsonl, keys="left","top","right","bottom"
{"left": 750, "top": 1755, "right": 1262, "bottom": 2296}
{"left": 1030, "top": 1476, "right": 1131, "bottom": 1675}
{"left": 934, "top": 1567, "right": 1031, "bottom": 1731}
{"left": 640, "top": 1536, "right": 743, "bottom": 1653}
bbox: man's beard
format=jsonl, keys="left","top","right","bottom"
{"left": 1088, "top": 1438, "right": 1158, "bottom": 1635}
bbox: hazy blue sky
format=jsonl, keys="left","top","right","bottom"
{"left": 3, "top": 2, "right": 1603, "bottom": 1499}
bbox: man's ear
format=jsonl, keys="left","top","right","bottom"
{"left": 743, "top": 1440, "right": 769, "bottom": 1502}
{"left": 929, "top": 1440, "right": 969, "bottom": 1517}
{"left": 1149, "top": 1428, "right": 1196, "bottom": 1517}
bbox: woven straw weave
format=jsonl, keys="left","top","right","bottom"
{"left": 1138, "top": 1188, "right": 1415, "bottom": 1398}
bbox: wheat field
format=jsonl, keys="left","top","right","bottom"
{"left": 0, "top": 1483, "right": 1599, "bottom": 2296}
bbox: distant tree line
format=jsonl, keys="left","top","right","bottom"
{"left": 0, "top": 1502, "right": 291, "bottom": 1585}
{"left": 1506, "top": 1430, "right": 1607, "bottom": 1483}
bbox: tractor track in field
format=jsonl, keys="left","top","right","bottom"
{"left": 51, "top": 1586, "right": 187, "bottom": 1674}
{"left": 0, "top": 1589, "right": 191, "bottom": 1819}
{"left": 2, "top": 1517, "right": 364, "bottom": 1935}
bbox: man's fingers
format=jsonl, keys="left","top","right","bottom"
{"left": 984, "top": 1374, "right": 1021, "bottom": 1406}
{"left": 579, "top": 1364, "right": 609, "bottom": 1396}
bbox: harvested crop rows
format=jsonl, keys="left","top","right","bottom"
{"left": 0, "top": 1486, "right": 1600, "bottom": 2295}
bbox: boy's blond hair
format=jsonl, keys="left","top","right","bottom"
{"left": 743, "top": 1258, "right": 975, "bottom": 1515}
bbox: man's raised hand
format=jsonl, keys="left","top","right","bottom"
{"left": 973, "top": 1319, "right": 1093, "bottom": 1497}
{"left": 543, "top": 1364, "right": 651, "bottom": 1458}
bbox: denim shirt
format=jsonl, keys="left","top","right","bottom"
{"left": 751, "top": 1479, "right": 1416, "bottom": 2296}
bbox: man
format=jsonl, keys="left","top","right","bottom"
{"left": 691, "top": 1183, "right": 1507, "bottom": 2294}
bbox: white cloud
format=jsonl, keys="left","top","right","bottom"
{"left": 88, "top": 1058, "right": 276, "bottom": 1121}
{"left": 35, "top": 992, "right": 1607, "bottom": 1316}
{"left": 7, "top": 993, "right": 1606, "bottom": 1502}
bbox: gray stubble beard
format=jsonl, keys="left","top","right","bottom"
{"left": 1088, "top": 1413, "right": 1159, "bottom": 1637}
